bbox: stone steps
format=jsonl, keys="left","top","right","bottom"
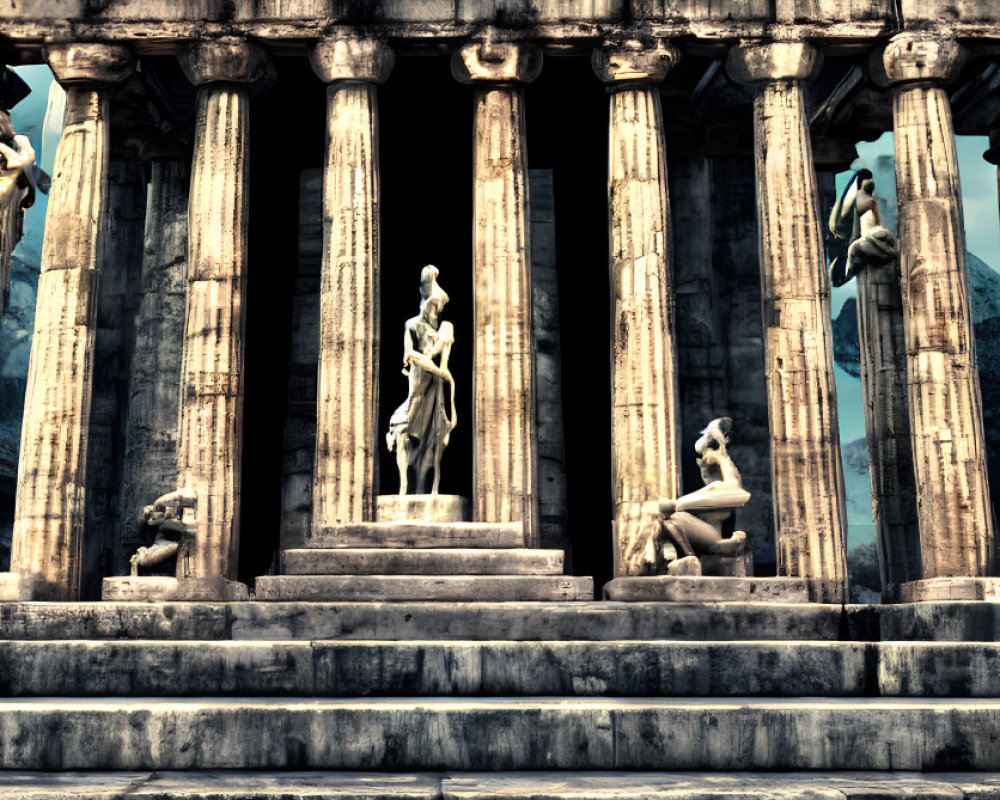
{"left": 0, "top": 696, "right": 997, "bottom": 770}
{"left": 306, "top": 523, "right": 525, "bottom": 549}
{"left": 254, "top": 576, "right": 595, "bottom": 602}
{"left": 282, "top": 548, "right": 565, "bottom": 576}
{"left": 4, "top": 639, "right": 1000, "bottom": 697}
{"left": 0, "top": 601, "right": 862, "bottom": 640}
{"left": 2, "top": 771, "right": 1000, "bottom": 800}
{"left": 0, "top": 640, "right": 867, "bottom": 696}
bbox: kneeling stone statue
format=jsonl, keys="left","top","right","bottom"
{"left": 643, "top": 417, "right": 751, "bottom": 576}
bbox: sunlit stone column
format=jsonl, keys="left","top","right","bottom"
{"left": 309, "top": 38, "right": 394, "bottom": 532}
{"left": 728, "top": 41, "right": 848, "bottom": 598}
{"left": 593, "top": 41, "right": 681, "bottom": 577}
{"left": 174, "top": 40, "right": 272, "bottom": 584}
{"left": 6, "top": 44, "right": 132, "bottom": 600}
{"left": 452, "top": 41, "right": 541, "bottom": 545}
{"left": 884, "top": 34, "right": 996, "bottom": 591}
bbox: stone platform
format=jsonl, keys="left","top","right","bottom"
{"left": 101, "top": 576, "right": 249, "bottom": 602}
{"left": 255, "top": 575, "right": 594, "bottom": 602}
{"left": 4, "top": 771, "right": 1000, "bottom": 800}
{"left": 603, "top": 576, "right": 845, "bottom": 603}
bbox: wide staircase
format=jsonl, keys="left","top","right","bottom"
{"left": 0, "top": 599, "right": 999, "bottom": 797}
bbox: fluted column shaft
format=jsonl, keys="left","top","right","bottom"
{"left": 309, "top": 39, "right": 394, "bottom": 531}
{"left": 884, "top": 34, "right": 995, "bottom": 579}
{"left": 453, "top": 42, "right": 541, "bottom": 543}
{"left": 10, "top": 44, "right": 132, "bottom": 600}
{"left": 594, "top": 43, "right": 681, "bottom": 576}
{"left": 175, "top": 40, "right": 272, "bottom": 581}
{"left": 855, "top": 257, "right": 921, "bottom": 591}
{"left": 120, "top": 159, "right": 189, "bottom": 558}
{"left": 728, "top": 42, "right": 847, "bottom": 591}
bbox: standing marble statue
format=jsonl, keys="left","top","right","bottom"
{"left": 387, "top": 265, "right": 457, "bottom": 495}
{"left": 828, "top": 169, "right": 899, "bottom": 287}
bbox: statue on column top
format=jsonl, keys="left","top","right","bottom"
{"left": 386, "top": 265, "right": 457, "bottom": 495}
{"left": 828, "top": 168, "right": 900, "bottom": 287}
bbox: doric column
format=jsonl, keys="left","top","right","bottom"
{"left": 309, "top": 38, "right": 394, "bottom": 532}
{"left": 452, "top": 41, "right": 541, "bottom": 544}
{"left": 175, "top": 40, "right": 272, "bottom": 582}
{"left": 592, "top": 41, "right": 681, "bottom": 576}
{"left": 727, "top": 41, "right": 848, "bottom": 595}
{"left": 120, "top": 159, "right": 189, "bottom": 561}
{"left": 7, "top": 43, "right": 132, "bottom": 600}
{"left": 883, "top": 33, "right": 995, "bottom": 582}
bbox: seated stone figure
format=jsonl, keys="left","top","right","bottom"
{"left": 645, "top": 417, "right": 751, "bottom": 576}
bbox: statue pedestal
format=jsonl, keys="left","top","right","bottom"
{"left": 377, "top": 494, "right": 467, "bottom": 523}
{"left": 101, "top": 576, "right": 249, "bottom": 602}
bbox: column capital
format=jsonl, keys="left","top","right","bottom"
{"left": 592, "top": 40, "right": 679, "bottom": 86}
{"left": 45, "top": 43, "right": 133, "bottom": 88}
{"left": 310, "top": 38, "right": 394, "bottom": 84}
{"left": 451, "top": 41, "right": 542, "bottom": 85}
{"left": 179, "top": 38, "right": 274, "bottom": 87}
{"left": 882, "top": 33, "right": 964, "bottom": 86}
{"left": 726, "top": 40, "right": 820, "bottom": 85}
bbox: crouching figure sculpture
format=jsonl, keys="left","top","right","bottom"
{"left": 646, "top": 417, "right": 751, "bottom": 576}
{"left": 130, "top": 488, "right": 197, "bottom": 575}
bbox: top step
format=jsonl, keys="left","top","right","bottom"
{"left": 308, "top": 522, "right": 526, "bottom": 549}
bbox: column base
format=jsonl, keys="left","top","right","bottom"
{"left": 898, "top": 577, "right": 1000, "bottom": 602}
{"left": 0, "top": 572, "right": 32, "bottom": 601}
{"left": 376, "top": 494, "right": 467, "bottom": 523}
{"left": 101, "top": 576, "right": 249, "bottom": 602}
{"left": 603, "top": 576, "right": 846, "bottom": 604}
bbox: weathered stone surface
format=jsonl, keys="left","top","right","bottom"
{"left": 310, "top": 39, "right": 392, "bottom": 529}
{"left": 0, "top": 640, "right": 872, "bottom": 697}
{"left": 101, "top": 576, "right": 249, "bottom": 602}
{"left": 282, "top": 548, "right": 563, "bottom": 575}
{"left": 84, "top": 155, "right": 146, "bottom": 591}
{"left": 7, "top": 771, "right": 1000, "bottom": 800}
{"left": 529, "top": 170, "right": 570, "bottom": 559}
{"left": 8, "top": 45, "right": 132, "bottom": 601}
{"left": 603, "top": 576, "right": 841, "bottom": 603}
{"left": 854, "top": 253, "right": 921, "bottom": 596}
{"left": 119, "top": 159, "right": 189, "bottom": 562}
{"left": 307, "top": 521, "right": 525, "bottom": 549}
{"left": 280, "top": 168, "right": 322, "bottom": 552}
{"left": 254, "top": 575, "right": 593, "bottom": 602}
{"left": 593, "top": 43, "right": 680, "bottom": 577}
{"left": 727, "top": 41, "right": 847, "bottom": 592}
{"left": 0, "top": 601, "right": 852, "bottom": 641}
{"left": 0, "top": 771, "right": 440, "bottom": 800}
{"left": 0, "top": 697, "right": 998, "bottom": 770}
{"left": 377, "top": 495, "right": 466, "bottom": 523}
{"left": 878, "top": 602, "right": 1000, "bottom": 641}
{"left": 900, "top": 577, "right": 1000, "bottom": 602}
{"left": 453, "top": 42, "right": 539, "bottom": 543}
{"left": 884, "top": 33, "right": 995, "bottom": 581}
{"left": 879, "top": 643, "right": 1000, "bottom": 696}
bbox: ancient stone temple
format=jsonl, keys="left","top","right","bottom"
{"left": 1, "top": 0, "right": 1000, "bottom": 795}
